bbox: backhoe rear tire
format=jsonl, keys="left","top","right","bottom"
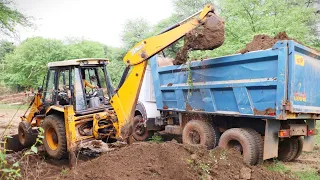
{"left": 182, "top": 120, "right": 220, "bottom": 149}
{"left": 43, "top": 115, "right": 68, "bottom": 159}
{"left": 18, "top": 121, "right": 37, "bottom": 147}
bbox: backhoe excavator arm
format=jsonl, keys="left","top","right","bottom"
{"left": 21, "top": 93, "right": 43, "bottom": 124}
{"left": 110, "top": 4, "right": 215, "bottom": 139}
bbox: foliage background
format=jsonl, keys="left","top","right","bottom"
{"left": 0, "top": 0, "right": 319, "bottom": 90}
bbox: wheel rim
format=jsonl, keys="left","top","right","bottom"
{"left": 134, "top": 123, "right": 146, "bottom": 136}
{"left": 189, "top": 130, "right": 201, "bottom": 144}
{"left": 46, "top": 127, "right": 58, "bottom": 150}
{"left": 18, "top": 126, "right": 26, "bottom": 144}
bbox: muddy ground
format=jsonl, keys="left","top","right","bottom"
{"left": 0, "top": 107, "right": 26, "bottom": 136}
{"left": 0, "top": 105, "right": 319, "bottom": 180}
{"left": 6, "top": 141, "right": 292, "bottom": 180}
{"left": 0, "top": 93, "right": 319, "bottom": 180}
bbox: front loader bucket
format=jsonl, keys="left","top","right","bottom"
{"left": 3, "top": 134, "right": 26, "bottom": 152}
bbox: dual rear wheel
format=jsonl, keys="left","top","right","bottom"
{"left": 182, "top": 119, "right": 303, "bottom": 165}
{"left": 182, "top": 119, "right": 263, "bottom": 165}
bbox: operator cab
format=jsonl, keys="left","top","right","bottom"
{"left": 43, "top": 58, "right": 114, "bottom": 115}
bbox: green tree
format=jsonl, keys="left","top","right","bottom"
{"left": 121, "top": 18, "right": 151, "bottom": 50}
{"left": 0, "top": 1, "right": 32, "bottom": 36}
{"left": 105, "top": 46, "right": 126, "bottom": 86}
{"left": 0, "top": 40, "right": 14, "bottom": 63}
{"left": 2, "top": 37, "right": 67, "bottom": 88}
{"left": 151, "top": 15, "right": 184, "bottom": 58}
{"left": 187, "top": 0, "right": 320, "bottom": 59}
{"left": 65, "top": 40, "right": 106, "bottom": 59}
{"left": 172, "top": 0, "right": 216, "bottom": 19}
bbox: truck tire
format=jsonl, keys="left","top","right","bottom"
{"left": 18, "top": 121, "right": 37, "bottom": 147}
{"left": 278, "top": 138, "right": 299, "bottom": 162}
{"left": 182, "top": 120, "right": 220, "bottom": 149}
{"left": 243, "top": 128, "right": 264, "bottom": 164}
{"left": 43, "top": 115, "right": 68, "bottom": 159}
{"left": 218, "top": 128, "right": 259, "bottom": 165}
{"left": 132, "top": 115, "right": 153, "bottom": 141}
{"left": 292, "top": 137, "right": 303, "bottom": 161}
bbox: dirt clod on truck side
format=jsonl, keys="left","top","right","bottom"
{"left": 59, "top": 142, "right": 291, "bottom": 180}
{"left": 174, "top": 13, "right": 225, "bottom": 65}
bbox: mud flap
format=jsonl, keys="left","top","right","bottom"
{"left": 263, "top": 119, "right": 280, "bottom": 160}
{"left": 303, "top": 120, "right": 315, "bottom": 152}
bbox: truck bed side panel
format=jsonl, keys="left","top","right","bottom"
{"left": 151, "top": 49, "right": 284, "bottom": 118}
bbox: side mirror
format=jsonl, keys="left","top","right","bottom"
{"left": 38, "top": 86, "right": 43, "bottom": 93}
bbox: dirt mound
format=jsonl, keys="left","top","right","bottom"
{"left": 0, "top": 92, "right": 32, "bottom": 104}
{"left": 238, "top": 32, "right": 295, "bottom": 54}
{"left": 174, "top": 13, "right": 225, "bottom": 65}
{"left": 61, "top": 142, "right": 291, "bottom": 180}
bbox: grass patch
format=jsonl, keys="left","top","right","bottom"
{"left": 149, "top": 134, "right": 163, "bottom": 143}
{"left": 316, "top": 122, "right": 320, "bottom": 146}
{"left": 0, "top": 103, "right": 28, "bottom": 110}
{"left": 266, "top": 160, "right": 290, "bottom": 174}
{"left": 295, "top": 170, "right": 320, "bottom": 180}
{"left": 266, "top": 160, "right": 320, "bottom": 180}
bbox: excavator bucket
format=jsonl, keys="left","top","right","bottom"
{"left": 4, "top": 135, "right": 26, "bottom": 152}
{"left": 174, "top": 12, "right": 225, "bottom": 64}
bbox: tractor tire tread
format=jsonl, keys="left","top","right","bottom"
{"left": 43, "top": 115, "right": 68, "bottom": 159}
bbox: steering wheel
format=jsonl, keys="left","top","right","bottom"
{"left": 89, "top": 88, "right": 99, "bottom": 97}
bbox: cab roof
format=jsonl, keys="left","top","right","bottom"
{"left": 47, "top": 58, "right": 109, "bottom": 68}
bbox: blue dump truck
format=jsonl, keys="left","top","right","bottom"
{"left": 135, "top": 40, "right": 319, "bottom": 165}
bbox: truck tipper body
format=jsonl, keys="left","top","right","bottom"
{"left": 136, "top": 40, "right": 319, "bottom": 164}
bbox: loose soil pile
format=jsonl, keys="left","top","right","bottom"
{"left": 174, "top": 13, "right": 225, "bottom": 65}
{"left": 239, "top": 32, "right": 295, "bottom": 54}
{"left": 58, "top": 142, "right": 291, "bottom": 180}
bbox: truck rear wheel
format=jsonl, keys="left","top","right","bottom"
{"left": 182, "top": 120, "right": 219, "bottom": 149}
{"left": 243, "top": 128, "right": 264, "bottom": 164}
{"left": 18, "top": 121, "right": 37, "bottom": 147}
{"left": 218, "top": 128, "right": 259, "bottom": 165}
{"left": 43, "top": 115, "right": 68, "bottom": 159}
{"left": 278, "top": 138, "right": 299, "bottom": 162}
{"left": 132, "top": 115, "right": 153, "bottom": 141}
{"left": 292, "top": 137, "right": 303, "bottom": 161}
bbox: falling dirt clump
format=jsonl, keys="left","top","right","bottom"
{"left": 61, "top": 142, "right": 291, "bottom": 180}
{"left": 239, "top": 32, "right": 297, "bottom": 54}
{"left": 174, "top": 12, "right": 225, "bottom": 65}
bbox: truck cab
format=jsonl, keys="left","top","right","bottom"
{"left": 133, "top": 66, "right": 161, "bottom": 141}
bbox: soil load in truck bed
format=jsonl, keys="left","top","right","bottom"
{"left": 237, "top": 32, "right": 320, "bottom": 54}
{"left": 174, "top": 12, "right": 225, "bottom": 65}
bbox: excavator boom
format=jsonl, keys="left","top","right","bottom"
{"left": 111, "top": 4, "right": 221, "bottom": 139}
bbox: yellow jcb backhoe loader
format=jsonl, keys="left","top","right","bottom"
{"left": 5, "top": 4, "right": 224, "bottom": 163}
